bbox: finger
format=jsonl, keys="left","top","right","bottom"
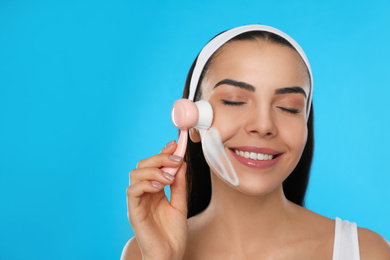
{"left": 126, "top": 181, "right": 165, "bottom": 214}
{"left": 170, "top": 162, "right": 188, "bottom": 216}
{"left": 136, "top": 152, "right": 183, "bottom": 169}
{"left": 159, "top": 140, "right": 178, "bottom": 154}
{"left": 129, "top": 167, "right": 176, "bottom": 186}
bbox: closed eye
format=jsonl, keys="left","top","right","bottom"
{"left": 277, "top": 106, "right": 300, "bottom": 114}
{"left": 222, "top": 100, "right": 246, "bottom": 106}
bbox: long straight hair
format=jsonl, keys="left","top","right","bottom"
{"left": 182, "top": 31, "right": 314, "bottom": 218}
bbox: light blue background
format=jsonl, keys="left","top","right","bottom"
{"left": 1, "top": 0, "right": 389, "bottom": 259}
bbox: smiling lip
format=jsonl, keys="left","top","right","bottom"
{"left": 229, "top": 146, "right": 283, "bottom": 169}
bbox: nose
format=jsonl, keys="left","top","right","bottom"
{"left": 243, "top": 106, "right": 277, "bottom": 138}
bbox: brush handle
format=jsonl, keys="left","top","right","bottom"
{"left": 161, "top": 129, "right": 188, "bottom": 176}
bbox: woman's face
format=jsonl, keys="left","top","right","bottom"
{"left": 200, "top": 39, "right": 310, "bottom": 195}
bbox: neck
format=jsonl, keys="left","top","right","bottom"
{"left": 200, "top": 171, "right": 296, "bottom": 248}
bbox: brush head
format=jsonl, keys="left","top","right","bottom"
{"left": 194, "top": 100, "right": 213, "bottom": 129}
{"left": 171, "top": 99, "right": 199, "bottom": 130}
{"left": 171, "top": 99, "right": 214, "bottom": 130}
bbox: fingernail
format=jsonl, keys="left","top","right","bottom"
{"left": 169, "top": 155, "right": 182, "bottom": 162}
{"left": 163, "top": 172, "right": 175, "bottom": 181}
{"left": 151, "top": 181, "right": 164, "bottom": 189}
{"left": 165, "top": 140, "right": 176, "bottom": 148}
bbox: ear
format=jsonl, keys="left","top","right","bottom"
{"left": 189, "top": 128, "right": 201, "bottom": 143}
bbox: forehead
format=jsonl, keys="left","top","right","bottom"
{"left": 202, "top": 40, "right": 310, "bottom": 95}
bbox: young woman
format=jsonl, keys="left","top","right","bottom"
{"left": 121, "top": 25, "right": 390, "bottom": 260}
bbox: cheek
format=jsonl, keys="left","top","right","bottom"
{"left": 280, "top": 119, "right": 308, "bottom": 154}
{"left": 209, "top": 105, "right": 244, "bottom": 141}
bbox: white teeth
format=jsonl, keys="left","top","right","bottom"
{"left": 249, "top": 152, "right": 257, "bottom": 160}
{"left": 234, "top": 149, "right": 275, "bottom": 161}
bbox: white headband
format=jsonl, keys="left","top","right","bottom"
{"left": 188, "top": 24, "right": 313, "bottom": 120}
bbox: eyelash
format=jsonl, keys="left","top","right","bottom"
{"left": 277, "top": 106, "right": 300, "bottom": 114}
{"left": 222, "top": 100, "right": 300, "bottom": 114}
{"left": 222, "top": 100, "right": 246, "bottom": 106}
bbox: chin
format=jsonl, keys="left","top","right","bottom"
{"left": 234, "top": 173, "right": 286, "bottom": 196}
{"left": 212, "top": 168, "right": 287, "bottom": 197}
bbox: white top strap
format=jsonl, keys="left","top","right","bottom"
{"left": 332, "top": 217, "right": 361, "bottom": 260}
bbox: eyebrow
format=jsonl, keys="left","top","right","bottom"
{"left": 275, "top": 86, "right": 307, "bottom": 98}
{"left": 213, "top": 79, "right": 255, "bottom": 92}
{"left": 214, "top": 78, "right": 307, "bottom": 98}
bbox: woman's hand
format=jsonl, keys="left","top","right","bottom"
{"left": 126, "top": 141, "right": 188, "bottom": 260}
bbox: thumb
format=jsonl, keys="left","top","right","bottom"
{"left": 170, "top": 162, "right": 187, "bottom": 216}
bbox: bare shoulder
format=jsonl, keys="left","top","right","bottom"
{"left": 290, "top": 202, "right": 335, "bottom": 233}
{"left": 358, "top": 227, "right": 390, "bottom": 260}
{"left": 120, "top": 237, "right": 142, "bottom": 260}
